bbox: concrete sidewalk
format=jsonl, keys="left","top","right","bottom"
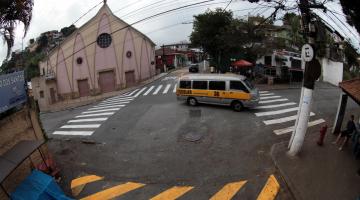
{"left": 271, "top": 131, "right": 360, "bottom": 200}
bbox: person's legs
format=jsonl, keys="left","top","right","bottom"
{"left": 339, "top": 136, "right": 349, "bottom": 151}
{"left": 333, "top": 132, "right": 343, "bottom": 145}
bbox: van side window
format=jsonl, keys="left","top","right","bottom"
{"left": 192, "top": 81, "right": 207, "bottom": 89}
{"left": 230, "top": 81, "right": 249, "bottom": 93}
{"left": 179, "top": 80, "right": 191, "bottom": 89}
{"left": 209, "top": 81, "right": 225, "bottom": 90}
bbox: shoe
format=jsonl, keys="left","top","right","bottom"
{"left": 339, "top": 147, "right": 343, "bottom": 151}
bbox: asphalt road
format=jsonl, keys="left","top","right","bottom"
{"left": 42, "top": 69, "right": 359, "bottom": 199}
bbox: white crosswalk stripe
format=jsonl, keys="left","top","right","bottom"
{"left": 82, "top": 108, "right": 120, "bottom": 114}
{"left": 273, "top": 119, "right": 325, "bottom": 135}
{"left": 153, "top": 85, "right": 163, "bottom": 95}
{"left": 61, "top": 124, "right": 101, "bottom": 129}
{"left": 144, "top": 86, "right": 155, "bottom": 96}
{"left": 89, "top": 105, "right": 125, "bottom": 110}
{"left": 68, "top": 118, "right": 108, "bottom": 123}
{"left": 126, "top": 89, "right": 139, "bottom": 96}
{"left": 96, "top": 103, "right": 128, "bottom": 107}
{"left": 75, "top": 112, "right": 114, "bottom": 118}
{"left": 263, "top": 112, "right": 315, "bottom": 125}
{"left": 53, "top": 131, "right": 94, "bottom": 136}
{"left": 259, "top": 98, "right": 288, "bottom": 104}
{"left": 257, "top": 102, "right": 297, "bottom": 109}
{"left": 106, "top": 97, "right": 134, "bottom": 101}
{"left": 260, "top": 93, "right": 275, "bottom": 96}
{"left": 260, "top": 96, "right": 282, "bottom": 100}
{"left": 173, "top": 84, "right": 177, "bottom": 93}
{"left": 134, "top": 87, "right": 147, "bottom": 97}
{"left": 253, "top": 91, "right": 325, "bottom": 137}
{"left": 255, "top": 107, "right": 299, "bottom": 116}
{"left": 163, "top": 84, "right": 171, "bottom": 94}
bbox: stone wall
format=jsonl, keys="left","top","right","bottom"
{"left": 0, "top": 105, "right": 47, "bottom": 199}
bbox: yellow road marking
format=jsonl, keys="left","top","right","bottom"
{"left": 80, "top": 182, "right": 145, "bottom": 200}
{"left": 210, "top": 180, "right": 247, "bottom": 200}
{"left": 150, "top": 186, "right": 194, "bottom": 200}
{"left": 257, "top": 175, "right": 280, "bottom": 200}
{"left": 71, "top": 175, "right": 104, "bottom": 189}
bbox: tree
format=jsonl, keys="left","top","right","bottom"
{"left": 190, "top": 8, "right": 233, "bottom": 69}
{"left": 0, "top": 0, "right": 34, "bottom": 59}
{"left": 339, "top": 0, "right": 360, "bottom": 34}
{"left": 60, "top": 24, "right": 77, "bottom": 37}
{"left": 190, "top": 9, "right": 268, "bottom": 71}
{"left": 282, "top": 13, "right": 304, "bottom": 48}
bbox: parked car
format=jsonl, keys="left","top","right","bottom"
{"left": 189, "top": 64, "right": 199, "bottom": 73}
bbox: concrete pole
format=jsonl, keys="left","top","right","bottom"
{"left": 288, "top": 87, "right": 313, "bottom": 155}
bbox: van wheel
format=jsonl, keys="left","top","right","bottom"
{"left": 187, "top": 97, "right": 197, "bottom": 106}
{"left": 232, "top": 101, "right": 243, "bottom": 112}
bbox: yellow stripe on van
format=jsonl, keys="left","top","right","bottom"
{"left": 177, "top": 89, "right": 251, "bottom": 100}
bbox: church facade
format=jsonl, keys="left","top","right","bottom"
{"left": 32, "top": 3, "right": 156, "bottom": 111}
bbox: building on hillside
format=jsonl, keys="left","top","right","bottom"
{"left": 31, "top": 2, "right": 156, "bottom": 111}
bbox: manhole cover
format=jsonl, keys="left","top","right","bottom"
{"left": 183, "top": 132, "right": 203, "bottom": 142}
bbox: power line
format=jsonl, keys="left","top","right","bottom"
{"left": 72, "top": 1, "right": 103, "bottom": 25}
{"left": 224, "top": 0, "right": 232, "bottom": 10}
{"left": 45, "top": 0, "right": 215, "bottom": 55}
{"left": 52, "top": 0, "right": 218, "bottom": 66}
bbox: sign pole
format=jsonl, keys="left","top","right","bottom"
{"left": 288, "top": 0, "right": 322, "bottom": 156}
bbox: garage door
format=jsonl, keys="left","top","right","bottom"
{"left": 125, "top": 70, "right": 136, "bottom": 87}
{"left": 99, "top": 70, "right": 115, "bottom": 93}
{"left": 78, "top": 79, "right": 90, "bottom": 97}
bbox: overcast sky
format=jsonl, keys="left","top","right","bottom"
{"left": 1, "top": 0, "right": 359, "bottom": 62}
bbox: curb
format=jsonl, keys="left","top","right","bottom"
{"left": 270, "top": 141, "right": 302, "bottom": 200}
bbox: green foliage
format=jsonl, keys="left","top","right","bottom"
{"left": 190, "top": 8, "right": 233, "bottom": 67}
{"left": 60, "top": 24, "right": 77, "bottom": 37}
{"left": 0, "top": 0, "right": 34, "bottom": 59}
{"left": 190, "top": 9, "right": 269, "bottom": 71}
{"left": 36, "top": 34, "right": 48, "bottom": 52}
{"left": 339, "top": 0, "right": 360, "bottom": 34}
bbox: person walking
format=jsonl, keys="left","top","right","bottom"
{"left": 333, "top": 115, "right": 356, "bottom": 151}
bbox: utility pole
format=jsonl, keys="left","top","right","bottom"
{"left": 288, "top": 0, "right": 323, "bottom": 156}
{"left": 162, "top": 44, "right": 166, "bottom": 72}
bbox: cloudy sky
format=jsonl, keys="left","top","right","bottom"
{"left": 1, "top": 0, "right": 359, "bottom": 61}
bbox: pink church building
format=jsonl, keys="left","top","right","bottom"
{"left": 32, "top": 2, "right": 156, "bottom": 111}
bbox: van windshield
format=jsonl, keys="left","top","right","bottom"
{"left": 243, "top": 79, "right": 254, "bottom": 90}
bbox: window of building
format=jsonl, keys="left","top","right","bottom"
{"left": 192, "top": 81, "right": 207, "bottom": 90}
{"left": 97, "top": 33, "right": 112, "bottom": 48}
{"left": 179, "top": 80, "right": 191, "bottom": 89}
{"left": 39, "top": 91, "right": 44, "bottom": 98}
{"left": 230, "top": 81, "right": 249, "bottom": 93}
{"left": 209, "top": 81, "right": 225, "bottom": 90}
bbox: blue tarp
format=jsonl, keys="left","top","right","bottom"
{"left": 11, "top": 170, "right": 72, "bottom": 200}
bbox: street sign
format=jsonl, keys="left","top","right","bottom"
{"left": 0, "top": 71, "right": 27, "bottom": 114}
{"left": 301, "top": 44, "right": 314, "bottom": 62}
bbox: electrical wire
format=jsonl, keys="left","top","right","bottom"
{"left": 51, "top": 0, "right": 219, "bottom": 66}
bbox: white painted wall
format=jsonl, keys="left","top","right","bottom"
{"left": 321, "top": 58, "right": 343, "bottom": 86}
